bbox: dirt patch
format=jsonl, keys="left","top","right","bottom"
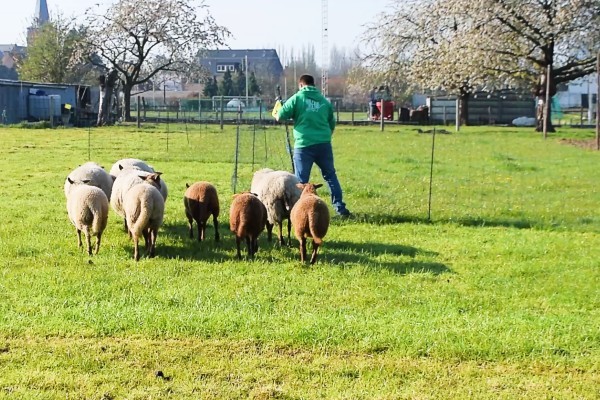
{"left": 559, "top": 138, "right": 599, "bottom": 150}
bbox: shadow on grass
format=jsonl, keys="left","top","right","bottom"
{"left": 154, "top": 222, "right": 450, "bottom": 274}
{"left": 322, "top": 240, "right": 450, "bottom": 275}
{"left": 344, "top": 212, "right": 535, "bottom": 230}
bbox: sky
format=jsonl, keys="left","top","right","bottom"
{"left": 0, "top": 0, "right": 390, "bottom": 64}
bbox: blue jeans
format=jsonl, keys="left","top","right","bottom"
{"left": 293, "top": 142, "right": 348, "bottom": 215}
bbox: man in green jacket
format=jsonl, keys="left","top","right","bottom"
{"left": 275, "top": 74, "right": 350, "bottom": 217}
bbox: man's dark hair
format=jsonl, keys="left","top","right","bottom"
{"left": 298, "top": 74, "right": 315, "bottom": 86}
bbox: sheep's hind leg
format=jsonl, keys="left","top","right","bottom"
{"left": 235, "top": 237, "right": 242, "bottom": 259}
{"left": 76, "top": 228, "right": 82, "bottom": 249}
{"left": 277, "top": 222, "right": 285, "bottom": 246}
{"left": 84, "top": 228, "right": 92, "bottom": 255}
{"left": 286, "top": 218, "right": 292, "bottom": 247}
{"left": 213, "top": 214, "right": 220, "bottom": 242}
{"left": 133, "top": 235, "right": 140, "bottom": 261}
{"left": 246, "top": 236, "right": 254, "bottom": 259}
{"left": 266, "top": 222, "right": 273, "bottom": 242}
{"left": 94, "top": 232, "right": 102, "bottom": 255}
{"left": 310, "top": 240, "right": 320, "bottom": 265}
{"left": 299, "top": 237, "right": 307, "bottom": 263}
{"left": 149, "top": 228, "right": 157, "bottom": 258}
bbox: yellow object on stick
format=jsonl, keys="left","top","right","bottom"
{"left": 271, "top": 100, "right": 282, "bottom": 118}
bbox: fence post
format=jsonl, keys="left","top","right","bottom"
{"left": 336, "top": 100, "right": 340, "bottom": 123}
{"left": 351, "top": 104, "right": 355, "bottom": 126}
{"left": 455, "top": 98, "right": 460, "bottom": 132}
{"left": 380, "top": 99, "right": 384, "bottom": 132}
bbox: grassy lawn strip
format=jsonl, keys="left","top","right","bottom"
{"left": 0, "top": 336, "right": 597, "bottom": 399}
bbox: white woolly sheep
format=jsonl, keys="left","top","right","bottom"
{"left": 250, "top": 168, "right": 301, "bottom": 246}
{"left": 123, "top": 173, "right": 165, "bottom": 261}
{"left": 64, "top": 162, "right": 113, "bottom": 199}
{"left": 109, "top": 158, "right": 154, "bottom": 179}
{"left": 290, "top": 183, "right": 330, "bottom": 264}
{"left": 66, "top": 182, "right": 109, "bottom": 255}
{"left": 184, "top": 182, "right": 220, "bottom": 243}
{"left": 229, "top": 192, "right": 267, "bottom": 259}
{"left": 111, "top": 169, "right": 168, "bottom": 232}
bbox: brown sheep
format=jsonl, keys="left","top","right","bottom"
{"left": 229, "top": 192, "right": 267, "bottom": 259}
{"left": 290, "top": 183, "right": 330, "bottom": 264}
{"left": 184, "top": 182, "right": 220, "bottom": 243}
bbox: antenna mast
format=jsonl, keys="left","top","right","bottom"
{"left": 321, "top": 0, "right": 329, "bottom": 96}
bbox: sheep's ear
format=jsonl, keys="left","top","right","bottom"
{"left": 186, "top": 183, "right": 190, "bottom": 188}
{"left": 119, "top": 164, "right": 124, "bottom": 170}
{"left": 82, "top": 179, "right": 91, "bottom": 184}
{"left": 314, "top": 184, "right": 323, "bottom": 189}
{"left": 251, "top": 192, "right": 259, "bottom": 197}
{"left": 155, "top": 171, "right": 163, "bottom": 176}
{"left": 67, "top": 177, "right": 74, "bottom": 184}
{"left": 111, "top": 175, "right": 116, "bottom": 182}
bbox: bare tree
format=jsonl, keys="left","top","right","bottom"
{"left": 81, "top": 0, "right": 229, "bottom": 123}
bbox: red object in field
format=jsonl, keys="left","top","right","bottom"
{"left": 376, "top": 101, "right": 395, "bottom": 120}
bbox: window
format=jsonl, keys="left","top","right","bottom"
{"left": 228, "top": 65, "right": 235, "bottom": 72}
{"left": 216, "top": 65, "right": 227, "bottom": 72}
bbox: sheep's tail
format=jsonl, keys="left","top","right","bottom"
{"left": 90, "top": 203, "right": 108, "bottom": 236}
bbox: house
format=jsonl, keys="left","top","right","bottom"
{"left": 0, "top": 0, "right": 50, "bottom": 71}
{"left": 555, "top": 74, "right": 598, "bottom": 110}
{"left": 199, "top": 49, "right": 284, "bottom": 80}
{"left": 0, "top": 45, "right": 27, "bottom": 70}
{"left": 0, "top": 79, "right": 94, "bottom": 125}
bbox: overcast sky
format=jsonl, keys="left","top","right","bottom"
{"left": 1, "top": 0, "right": 389, "bottom": 63}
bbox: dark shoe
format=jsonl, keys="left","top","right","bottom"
{"left": 335, "top": 210, "right": 352, "bottom": 219}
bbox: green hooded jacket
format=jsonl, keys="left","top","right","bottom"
{"left": 277, "top": 85, "right": 335, "bottom": 148}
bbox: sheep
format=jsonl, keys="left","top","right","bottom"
{"left": 290, "top": 183, "right": 330, "bottom": 264}
{"left": 250, "top": 168, "right": 301, "bottom": 246}
{"left": 229, "top": 192, "right": 267, "bottom": 259}
{"left": 64, "top": 162, "right": 113, "bottom": 199}
{"left": 111, "top": 169, "right": 168, "bottom": 232}
{"left": 184, "top": 182, "right": 220, "bottom": 243}
{"left": 66, "top": 182, "right": 109, "bottom": 255}
{"left": 123, "top": 173, "right": 165, "bottom": 261}
{"left": 109, "top": 158, "right": 154, "bottom": 179}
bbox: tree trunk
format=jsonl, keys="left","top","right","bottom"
{"left": 122, "top": 84, "right": 132, "bottom": 121}
{"left": 97, "top": 69, "right": 119, "bottom": 126}
{"left": 535, "top": 98, "right": 556, "bottom": 133}
{"left": 534, "top": 68, "right": 556, "bottom": 133}
{"left": 459, "top": 91, "right": 470, "bottom": 126}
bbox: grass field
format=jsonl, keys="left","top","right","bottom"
{"left": 0, "top": 123, "right": 598, "bottom": 398}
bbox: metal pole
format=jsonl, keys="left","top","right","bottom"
{"left": 252, "top": 123, "right": 256, "bottom": 171}
{"left": 443, "top": 105, "right": 447, "bottom": 126}
{"left": 427, "top": 127, "right": 437, "bottom": 222}
{"left": 351, "top": 104, "right": 355, "bottom": 126}
{"left": 543, "top": 64, "right": 551, "bottom": 139}
{"left": 220, "top": 96, "right": 224, "bottom": 130}
{"left": 136, "top": 96, "right": 141, "bottom": 129}
{"left": 233, "top": 119, "right": 240, "bottom": 193}
{"left": 245, "top": 55, "right": 249, "bottom": 106}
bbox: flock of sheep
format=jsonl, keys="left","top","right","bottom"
{"left": 64, "top": 159, "right": 330, "bottom": 264}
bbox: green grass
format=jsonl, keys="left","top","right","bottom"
{"left": 0, "top": 123, "right": 598, "bottom": 398}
